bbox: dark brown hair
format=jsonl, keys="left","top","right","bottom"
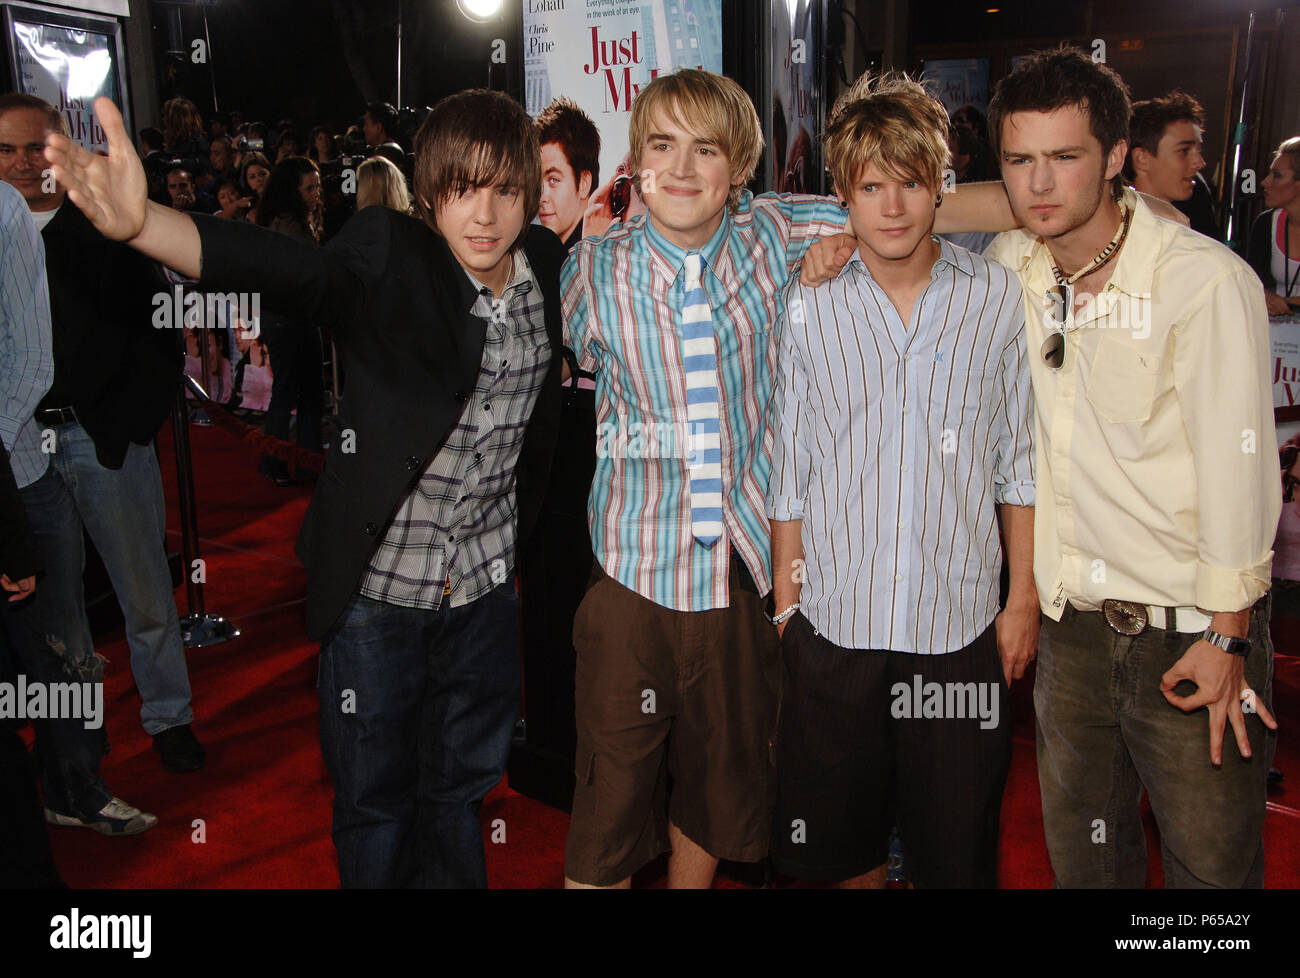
{"left": 1124, "top": 90, "right": 1204, "bottom": 180}
{"left": 535, "top": 96, "right": 601, "bottom": 189}
{"left": 411, "top": 89, "right": 540, "bottom": 248}
{"left": 988, "top": 46, "right": 1131, "bottom": 197}
{"left": 255, "top": 156, "right": 320, "bottom": 235}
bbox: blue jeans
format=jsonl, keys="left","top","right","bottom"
{"left": 317, "top": 583, "right": 522, "bottom": 888}
{"left": 1, "top": 575, "right": 110, "bottom": 818}
{"left": 15, "top": 425, "right": 191, "bottom": 738}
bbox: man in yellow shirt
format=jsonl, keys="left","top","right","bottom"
{"left": 986, "top": 48, "right": 1280, "bottom": 888}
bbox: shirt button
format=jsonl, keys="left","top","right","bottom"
{"left": 484, "top": 403, "right": 492, "bottom": 412}
{"left": 895, "top": 574, "right": 903, "bottom": 582}
{"left": 474, "top": 452, "right": 483, "bottom": 462}
{"left": 448, "top": 535, "right": 455, "bottom": 542}
{"left": 364, "top": 522, "right": 377, "bottom": 536}
{"left": 405, "top": 456, "right": 419, "bottom": 470}
{"left": 898, "top": 522, "right": 906, "bottom": 529}
{"left": 901, "top": 464, "right": 909, "bottom": 472}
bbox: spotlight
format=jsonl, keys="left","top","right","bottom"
{"left": 457, "top": 0, "right": 503, "bottom": 22}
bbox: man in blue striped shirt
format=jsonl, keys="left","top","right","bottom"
{"left": 766, "top": 74, "right": 1037, "bottom": 887}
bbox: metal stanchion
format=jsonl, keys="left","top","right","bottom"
{"left": 173, "top": 374, "right": 240, "bottom": 648}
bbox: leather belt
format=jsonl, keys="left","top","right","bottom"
{"left": 35, "top": 406, "right": 77, "bottom": 427}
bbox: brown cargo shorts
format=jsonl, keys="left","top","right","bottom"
{"left": 562, "top": 555, "right": 783, "bottom": 886}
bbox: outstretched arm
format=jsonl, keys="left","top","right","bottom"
{"left": 45, "top": 97, "right": 202, "bottom": 278}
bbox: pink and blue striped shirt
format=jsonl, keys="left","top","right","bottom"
{"left": 561, "top": 191, "right": 846, "bottom": 611}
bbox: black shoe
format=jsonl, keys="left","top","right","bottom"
{"left": 152, "top": 724, "right": 206, "bottom": 773}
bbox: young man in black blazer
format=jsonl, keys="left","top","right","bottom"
{"left": 47, "top": 90, "right": 569, "bottom": 887}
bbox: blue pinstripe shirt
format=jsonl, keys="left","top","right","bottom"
{"left": 768, "top": 238, "right": 1035, "bottom": 653}
{"left": 562, "top": 191, "right": 846, "bottom": 611}
{"left": 0, "top": 181, "right": 53, "bottom": 488}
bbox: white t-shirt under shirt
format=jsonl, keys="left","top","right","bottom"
{"left": 1269, "top": 210, "right": 1300, "bottom": 298}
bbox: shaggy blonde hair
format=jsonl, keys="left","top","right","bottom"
{"left": 357, "top": 155, "right": 411, "bottom": 214}
{"left": 824, "top": 71, "right": 951, "bottom": 197}
{"left": 628, "top": 69, "right": 763, "bottom": 212}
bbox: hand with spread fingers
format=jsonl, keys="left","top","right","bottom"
{"left": 43, "top": 96, "right": 147, "bottom": 242}
{"left": 45, "top": 96, "right": 202, "bottom": 278}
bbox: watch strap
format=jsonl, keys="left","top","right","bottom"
{"left": 1203, "top": 628, "right": 1251, "bottom": 657}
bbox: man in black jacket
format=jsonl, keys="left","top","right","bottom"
{"left": 47, "top": 89, "right": 567, "bottom": 887}
{"left": 0, "top": 93, "right": 202, "bottom": 784}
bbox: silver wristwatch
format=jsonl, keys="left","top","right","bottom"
{"left": 1202, "top": 628, "right": 1251, "bottom": 657}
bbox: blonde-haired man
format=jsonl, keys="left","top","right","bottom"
{"left": 767, "top": 73, "right": 1037, "bottom": 887}
{"left": 559, "top": 68, "right": 849, "bottom": 889}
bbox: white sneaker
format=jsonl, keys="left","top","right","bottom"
{"left": 45, "top": 797, "right": 158, "bottom": 836}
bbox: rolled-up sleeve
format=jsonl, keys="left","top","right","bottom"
{"left": 992, "top": 275, "right": 1035, "bottom": 507}
{"left": 1172, "top": 266, "right": 1279, "bottom": 611}
{"left": 766, "top": 282, "right": 813, "bottom": 521}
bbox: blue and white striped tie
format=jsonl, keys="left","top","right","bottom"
{"left": 681, "top": 252, "right": 723, "bottom": 546}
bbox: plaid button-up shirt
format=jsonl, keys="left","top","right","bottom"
{"left": 358, "top": 251, "right": 550, "bottom": 609}
{"left": 562, "top": 191, "right": 846, "bottom": 611}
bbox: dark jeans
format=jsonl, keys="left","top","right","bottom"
{"left": 1035, "top": 600, "right": 1275, "bottom": 888}
{"left": 316, "top": 583, "right": 522, "bottom": 888}
{"left": 0, "top": 626, "right": 65, "bottom": 886}
{"left": 259, "top": 319, "right": 323, "bottom": 480}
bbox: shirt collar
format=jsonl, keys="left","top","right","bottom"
{"left": 1016, "top": 187, "right": 1162, "bottom": 297}
{"left": 640, "top": 203, "right": 732, "bottom": 286}
{"left": 844, "top": 234, "right": 975, "bottom": 281}
{"left": 1103, "top": 187, "right": 1161, "bottom": 298}
{"left": 463, "top": 248, "right": 536, "bottom": 301}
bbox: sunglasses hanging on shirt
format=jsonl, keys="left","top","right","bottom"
{"left": 1040, "top": 199, "right": 1133, "bottom": 370}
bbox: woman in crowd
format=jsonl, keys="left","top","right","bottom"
{"left": 310, "top": 125, "right": 338, "bottom": 166}
{"left": 215, "top": 179, "right": 251, "bottom": 221}
{"left": 275, "top": 129, "right": 304, "bottom": 164}
{"left": 355, "top": 155, "right": 410, "bottom": 214}
{"left": 162, "top": 97, "right": 209, "bottom": 176}
{"left": 253, "top": 157, "right": 325, "bottom": 485}
{"left": 239, "top": 152, "right": 272, "bottom": 224}
{"left": 1248, "top": 136, "right": 1300, "bottom": 317}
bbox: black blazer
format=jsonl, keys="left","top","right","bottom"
{"left": 40, "top": 201, "right": 179, "bottom": 469}
{"left": 193, "top": 208, "right": 567, "bottom": 639}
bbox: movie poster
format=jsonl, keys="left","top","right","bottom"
{"left": 525, "top": 0, "right": 723, "bottom": 242}
{"left": 770, "top": 0, "right": 818, "bottom": 194}
{"left": 921, "top": 57, "right": 990, "bottom": 119}
{"left": 1274, "top": 316, "right": 1300, "bottom": 445}
{"left": 10, "top": 15, "right": 122, "bottom": 152}
{"left": 1272, "top": 316, "right": 1300, "bottom": 581}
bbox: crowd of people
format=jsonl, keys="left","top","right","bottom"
{"left": 0, "top": 44, "right": 1298, "bottom": 893}
{"left": 136, "top": 97, "right": 419, "bottom": 484}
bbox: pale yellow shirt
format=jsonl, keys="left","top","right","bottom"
{"left": 987, "top": 189, "right": 1279, "bottom": 620}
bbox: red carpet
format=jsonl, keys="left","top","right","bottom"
{"left": 38, "top": 420, "right": 1300, "bottom": 888}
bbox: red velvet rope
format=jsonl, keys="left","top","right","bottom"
{"left": 191, "top": 396, "right": 325, "bottom": 474}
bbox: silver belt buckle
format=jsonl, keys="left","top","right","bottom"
{"left": 1102, "top": 599, "right": 1148, "bottom": 636}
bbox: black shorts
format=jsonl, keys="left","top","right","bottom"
{"left": 770, "top": 612, "right": 1012, "bottom": 887}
